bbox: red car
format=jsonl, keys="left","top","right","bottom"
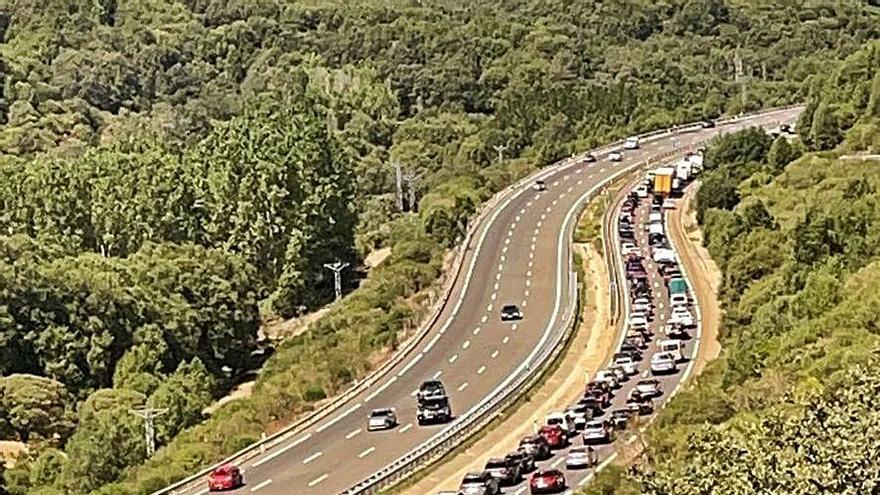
{"left": 530, "top": 468, "right": 566, "bottom": 494}
{"left": 537, "top": 424, "right": 567, "bottom": 449}
{"left": 208, "top": 464, "right": 243, "bottom": 491}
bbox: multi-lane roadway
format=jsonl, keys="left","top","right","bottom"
{"left": 172, "top": 108, "right": 800, "bottom": 495}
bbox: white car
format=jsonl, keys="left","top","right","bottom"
{"left": 636, "top": 379, "right": 663, "bottom": 398}
{"left": 635, "top": 185, "right": 648, "bottom": 198}
{"left": 651, "top": 352, "right": 678, "bottom": 375}
{"left": 565, "top": 447, "right": 598, "bottom": 469}
{"left": 669, "top": 308, "right": 694, "bottom": 327}
{"left": 624, "top": 137, "right": 640, "bottom": 150}
{"left": 628, "top": 315, "right": 649, "bottom": 329}
{"left": 662, "top": 198, "right": 676, "bottom": 209}
{"left": 632, "top": 302, "right": 653, "bottom": 314}
{"left": 609, "top": 151, "right": 623, "bottom": 162}
{"left": 621, "top": 242, "right": 638, "bottom": 255}
{"left": 533, "top": 180, "right": 546, "bottom": 191}
{"left": 546, "top": 412, "right": 577, "bottom": 437}
{"left": 595, "top": 370, "right": 621, "bottom": 389}
{"left": 630, "top": 310, "right": 651, "bottom": 322}
{"left": 564, "top": 404, "right": 591, "bottom": 430}
{"left": 614, "top": 356, "right": 638, "bottom": 375}
{"left": 658, "top": 339, "right": 686, "bottom": 362}
{"left": 367, "top": 408, "right": 398, "bottom": 431}
{"left": 633, "top": 297, "right": 652, "bottom": 307}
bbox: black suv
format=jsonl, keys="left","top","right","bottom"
{"left": 417, "top": 380, "right": 446, "bottom": 401}
{"left": 500, "top": 304, "right": 523, "bottom": 321}
{"left": 518, "top": 434, "right": 552, "bottom": 460}
{"left": 505, "top": 449, "right": 537, "bottom": 474}
{"left": 417, "top": 396, "right": 452, "bottom": 425}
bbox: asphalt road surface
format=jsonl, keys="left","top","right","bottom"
{"left": 179, "top": 108, "right": 799, "bottom": 495}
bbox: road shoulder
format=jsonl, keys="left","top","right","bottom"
{"left": 667, "top": 183, "right": 721, "bottom": 380}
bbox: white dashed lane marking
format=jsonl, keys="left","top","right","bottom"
{"left": 477, "top": 365, "right": 486, "bottom": 375}
{"left": 473, "top": 327, "right": 481, "bottom": 335}
{"left": 433, "top": 370, "right": 443, "bottom": 379}
{"left": 358, "top": 447, "right": 375, "bottom": 459}
{"left": 345, "top": 428, "right": 362, "bottom": 439}
{"left": 449, "top": 354, "right": 458, "bottom": 364}
{"left": 308, "top": 474, "right": 328, "bottom": 487}
{"left": 462, "top": 340, "right": 471, "bottom": 350}
{"left": 251, "top": 479, "right": 273, "bottom": 492}
{"left": 458, "top": 382, "right": 469, "bottom": 392}
{"left": 302, "top": 452, "right": 323, "bottom": 464}
{"left": 503, "top": 336, "right": 510, "bottom": 344}
{"left": 400, "top": 423, "right": 413, "bottom": 433}
{"left": 491, "top": 350, "right": 500, "bottom": 359}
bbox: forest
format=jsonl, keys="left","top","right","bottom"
{"left": 1, "top": 0, "right": 879, "bottom": 493}
{"left": 582, "top": 38, "right": 880, "bottom": 495}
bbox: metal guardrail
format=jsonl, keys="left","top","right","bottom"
{"left": 154, "top": 104, "right": 803, "bottom": 495}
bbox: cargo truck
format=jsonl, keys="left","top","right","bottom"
{"left": 653, "top": 167, "right": 676, "bottom": 196}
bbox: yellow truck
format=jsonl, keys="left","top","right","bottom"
{"left": 653, "top": 167, "right": 676, "bottom": 196}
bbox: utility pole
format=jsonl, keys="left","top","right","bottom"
{"left": 401, "top": 169, "right": 420, "bottom": 212}
{"left": 394, "top": 160, "right": 405, "bottom": 212}
{"left": 323, "top": 261, "right": 349, "bottom": 300}
{"left": 130, "top": 406, "right": 167, "bottom": 458}
{"left": 734, "top": 45, "right": 746, "bottom": 114}
{"left": 492, "top": 143, "right": 508, "bottom": 164}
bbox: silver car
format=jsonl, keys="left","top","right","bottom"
{"left": 565, "top": 447, "right": 598, "bottom": 469}
{"left": 651, "top": 352, "right": 677, "bottom": 375}
{"left": 367, "top": 408, "right": 398, "bottom": 431}
{"left": 582, "top": 419, "right": 612, "bottom": 444}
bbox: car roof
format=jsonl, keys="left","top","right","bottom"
{"left": 213, "top": 464, "right": 238, "bottom": 474}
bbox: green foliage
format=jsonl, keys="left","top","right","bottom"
{"left": 0, "top": 375, "right": 74, "bottom": 443}
{"left": 148, "top": 359, "right": 214, "bottom": 444}
{"left": 28, "top": 448, "right": 66, "bottom": 488}
{"left": 62, "top": 388, "right": 146, "bottom": 493}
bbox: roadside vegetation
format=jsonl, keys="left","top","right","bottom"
{"left": 1, "top": 1, "right": 879, "bottom": 493}
{"left": 582, "top": 38, "right": 880, "bottom": 494}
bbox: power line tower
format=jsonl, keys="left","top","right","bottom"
{"left": 130, "top": 406, "right": 167, "bottom": 458}
{"left": 323, "top": 261, "right": 350, "bottom": 300}
{"left": 734, "top": 45, "right": 747, "bottom": 113}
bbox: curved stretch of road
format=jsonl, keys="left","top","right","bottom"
{"left": 178, "top": 109, "right": 799, "bottom": 495}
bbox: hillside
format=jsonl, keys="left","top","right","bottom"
{"left": 1, "top": 1, "right": 879, "bottom": 494}
{"left": 583, "top": 39, "right": 880, "bottom": 494}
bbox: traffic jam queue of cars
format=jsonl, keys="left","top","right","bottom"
{"left": 428, "top": 150, "right": 701, "bottom": 495}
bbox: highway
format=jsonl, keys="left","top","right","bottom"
{"left": 173, "top": 108, "right": 800, "bottom": 495}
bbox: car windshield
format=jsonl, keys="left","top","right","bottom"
{"left": 369, "top": 409, "right": 391, "bottom": 417}
{"left": 422, "top": 398, "right": 448, "bottom": 409}
{"left": 485, "top": 459, "right": 506, "bottom": 468}
{"left": 570, "top": 447, "right": 588, "bottom": 454}
{"left": 502, "top": 305, "right": 517, "bottom": 312}
{"left": 585, "top": 421, "right": 604, "bottom": 428}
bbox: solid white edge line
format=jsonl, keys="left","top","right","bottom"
{"left": 251, "top": 433, "right": 313, "bottom": 468}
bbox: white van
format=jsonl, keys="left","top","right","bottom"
{"left": 658, "top": 339, "right": 686, "bottom": 362}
